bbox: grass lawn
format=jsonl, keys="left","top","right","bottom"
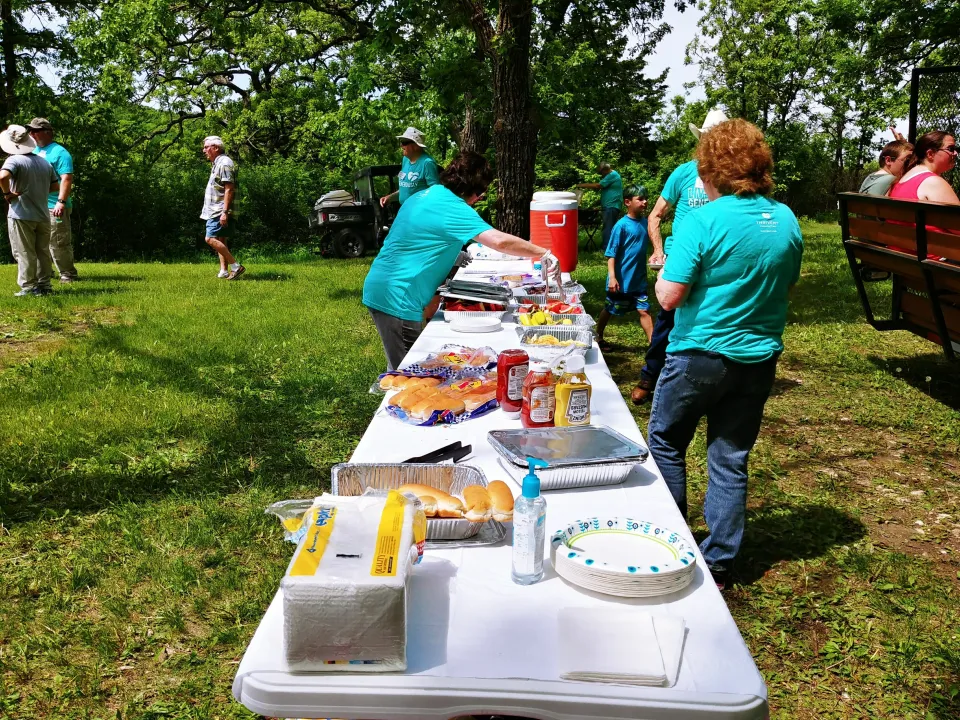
{"left": 1, "top": 222, "right": 959, "bottom": 719}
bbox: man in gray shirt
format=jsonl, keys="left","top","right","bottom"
{"left": 0, "top": 125, "right": 60, "bottom": 296}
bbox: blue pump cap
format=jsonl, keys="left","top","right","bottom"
{"left": 522, "top": 457, "right": 549, "bottom": 498}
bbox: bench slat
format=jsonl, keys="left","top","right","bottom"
{"left": 848, "top": 217, "right": 919, "bottom": 250}
{"left": 845, "top": 196, "right": 918, "bottom": 222}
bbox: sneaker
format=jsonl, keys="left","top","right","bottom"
{"left": 226, "top": 265, "right": 246, "bottom": 280}
{"left": 37, "top": 286, "right": 52, "bottom": 296}
{"left": 708, "top": 565, "right": 730, "bottom": 592}
{"left": 217, "top": 270, "right": 230, "bottom": 278}
{"left": 14, "top": 288, "right": 40, "bottom": 297}
{"left": 59, "top": 275, "right": 74, "bottom": 284}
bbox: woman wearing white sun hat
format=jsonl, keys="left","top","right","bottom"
{"left": 0, "top": 124, "right": 61, "bottom": 296}
{"left": 379, "top": 127, "right": 440, "bottom": 208}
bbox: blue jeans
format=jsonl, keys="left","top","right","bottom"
{"left": 639, "top": 308, "right": 675, "bottom": 385}
{"left": 647, "top": 350, "right": 778, "bottom": 571}
{"left": 601, "top": 208, "right": 620, "bottom": 251}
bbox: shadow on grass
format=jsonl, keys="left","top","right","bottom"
{"left": 327, "top": 287, "right": 363, "bottom": 302}
{"left": 0, "top": 326, "right": 378, "bottom": 524}
{"left": 868, "top": 354, "right": 960, "bottom": 411}
{"left": 728, "top": 503, "right": 867, "bottom": 586}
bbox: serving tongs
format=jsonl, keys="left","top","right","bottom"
{"left": 539, "top": 255, "right": 565, "bottom": 306}
{"left": 403, "top": 441, "right": 473, "bottom": 464}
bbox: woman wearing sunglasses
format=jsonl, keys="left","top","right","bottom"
{"left": 890, "top": 131, "right": 959, "bottom": 205}
{"left": 379, "top": 127, "right": 440, "bottom": 208}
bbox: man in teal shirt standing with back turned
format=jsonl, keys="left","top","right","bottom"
{"left": 28, "top": 118, "right": 78, "bottom": 283}
{"left": 578, "top": 162, "right": 623, "bottom": 251}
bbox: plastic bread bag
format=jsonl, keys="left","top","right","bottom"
{"left": 266, "top": 491, "right": 427, "bottom": 561}
{"left": 400, "top": 344, "right": 497, "bottom": 379}
{"left": 280, "top": 490, "right": 426, "bottom": 671}
{"left": 384, "top": 371, "right": 499, "bottom": 427}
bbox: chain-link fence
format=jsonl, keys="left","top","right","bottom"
{"left": 909, "top": 66, "right": 960, "bottom": 194}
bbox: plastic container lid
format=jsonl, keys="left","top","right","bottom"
{"left": 532, "top": 191, "right": 577, "bottom": 202}
{"left": 559, "top": 355, "right": 585, "bottom": 373}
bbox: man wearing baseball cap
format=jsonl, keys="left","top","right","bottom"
{"left": 0, "top": 125, "right": 60, "bottom": 296}
{"left": 631, "top": 107, "right": 729, "bottom": 404}
{"left": 28, "top": 118, "right": 78, "bottom": 283}
{"left": 379, "top": 127, "right": 440, "bottom": 208}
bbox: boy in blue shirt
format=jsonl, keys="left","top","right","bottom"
{"left": 596, "top": 186, "right": 653, "bottom": 347}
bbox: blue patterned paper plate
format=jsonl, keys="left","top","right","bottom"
{"left": 550, "top": 517, "right": 697, "bottom": 578}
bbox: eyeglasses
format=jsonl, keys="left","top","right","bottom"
{"left": 938, "top": 145, "right": 958, "bottom": 156}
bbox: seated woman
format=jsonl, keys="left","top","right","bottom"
{"left": 887, "top": 132, "right": 960, "bottom": 258}
{"left": 363, "top": 151, "right": 559, "bottom": 371}
{"left": 647, "top": 119, "right": 803, "bottom": 591}
{"left": 890, "top": 131, "right": 959, "bottom": 205}
{"left": 859, "top": 140, "right": 913, "bottom": 196}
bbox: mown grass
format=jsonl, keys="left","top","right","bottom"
{"left": 1, "top": 223, "right": 959, "bottom": 719}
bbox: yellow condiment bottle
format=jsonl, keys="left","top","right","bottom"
{"left": 554, "top": 355, "right": 591, "bottom": 426}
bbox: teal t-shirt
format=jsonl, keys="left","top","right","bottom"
{"left": 662, "top": 194, "right": 803, "bottom": 363}
{"left": 660, "top": 160, "right": 709, "bottom": 255}
{"left": 33, "top": 141, "right": 73, "bottom": 209}
{"left": 599, "top": 170, "right": 623, "bottom": 209}
{"left": 605, "top": 215, "right": 649, "bottom": 294}
{"left": 398, "top": 154, "right": 440, "bottom": 204}
{"left": 363, "top": 185, "right": 493, "bottom": 321}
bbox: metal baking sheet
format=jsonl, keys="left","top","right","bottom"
{"left": 487, "top": 425, "right": 648, "bottom": 468}
{"left": 331, "top": 463, "right": 489, "bottom": 540}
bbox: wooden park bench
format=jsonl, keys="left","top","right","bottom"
{"left": 838, "top": 192, "right": 960, "bottom": 361}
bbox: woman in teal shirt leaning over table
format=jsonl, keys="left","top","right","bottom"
{"left": 647, "top": 119, "right": 804, "bottom": 591}
{"left": 363, "top": 151, "right": 561, "bottom": 371}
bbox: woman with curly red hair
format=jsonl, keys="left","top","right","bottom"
{"left": 647, "top": 118, "right": 804, "bottom": 590}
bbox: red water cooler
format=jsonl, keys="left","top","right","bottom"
{"left": 530, "top": 191, "right": 579, "bottom": 272}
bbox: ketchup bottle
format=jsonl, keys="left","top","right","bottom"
{"left": 521, "top": 361, "right": 556, "bottom": 428}
{"left": 497, "top": 349, "right": 529, "bottom": 418}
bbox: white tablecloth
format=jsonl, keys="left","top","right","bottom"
{"left": 233, "top": 262, "right": 768, "bottom": 720}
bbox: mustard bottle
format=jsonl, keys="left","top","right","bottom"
{"left": 554, "top": 355, "right": 591, "bottom": 426}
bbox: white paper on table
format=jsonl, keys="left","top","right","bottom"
{"left": 557, "top": 607, "right": 686, "bottom": 687}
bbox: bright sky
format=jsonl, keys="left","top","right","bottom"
{"left": 643, "top": 3, "right": 706, "bottom": 103}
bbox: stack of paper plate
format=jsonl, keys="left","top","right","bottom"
{"left": 450, "top": 315, "right": 502, "bottom": 333}
{"left": 550, "top": 517, "right": 697, "bottom": 598}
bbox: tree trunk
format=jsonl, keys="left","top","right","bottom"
{"left": 456, "top": 91, "right": 489, "bottom": 154}
{"left": 0, "top": 0, "right": 18, "bottom": 123}
{"left": 490, "top": 0, "right": 534, "bottom": 238}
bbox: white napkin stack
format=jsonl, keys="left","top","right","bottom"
{"left": 558, "top": 608, "right": 686, "bottom": 687}
{"left": 282, "top": 493, "right": 417, "bottom": 672}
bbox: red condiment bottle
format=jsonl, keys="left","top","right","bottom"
{"left": 521, "top": 361, "right": 556, "bottom": 428}
{"left": 497, "top": 349, "right": 529, "bottom": 418}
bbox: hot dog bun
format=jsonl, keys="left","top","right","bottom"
{"left": 487, "top": 480, "right": 515, "bottom": 522}
{"left": 409, "top": 394, "right": 466, "bottom": 420}
{"left": 397, "top": 483, "right": 464, "bottom": 518}
{"left": 462, "top": 485, "right": 492, "bottom": 522}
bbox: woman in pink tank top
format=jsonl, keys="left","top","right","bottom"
{"left": 890, "top": 131, "right": 958, "bottom": 204}
{"left": 886, "top": 132, "right": 960, "bottom": 255}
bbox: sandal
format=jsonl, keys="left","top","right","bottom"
{"left": 630, "top": 378, "right": 655, "bottom": 405}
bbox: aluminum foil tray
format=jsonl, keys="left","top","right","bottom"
{"left": 487, "top": 425, "right": 648, "bottom": 490}
{"left": 331, "top": 463, "right": 489, "bottom": 541}
{"left": 495, "top": 457, "right": 636, "bottom": 490}
{"left": 515, "top": 314, "right": 594, "bottom": 333}
{"left": 519, "top": 327, "right": 593, "bottom": 361}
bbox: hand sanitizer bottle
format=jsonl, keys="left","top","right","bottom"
{"left": 512, "top": 457, "right": 548, "bottom": 585}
